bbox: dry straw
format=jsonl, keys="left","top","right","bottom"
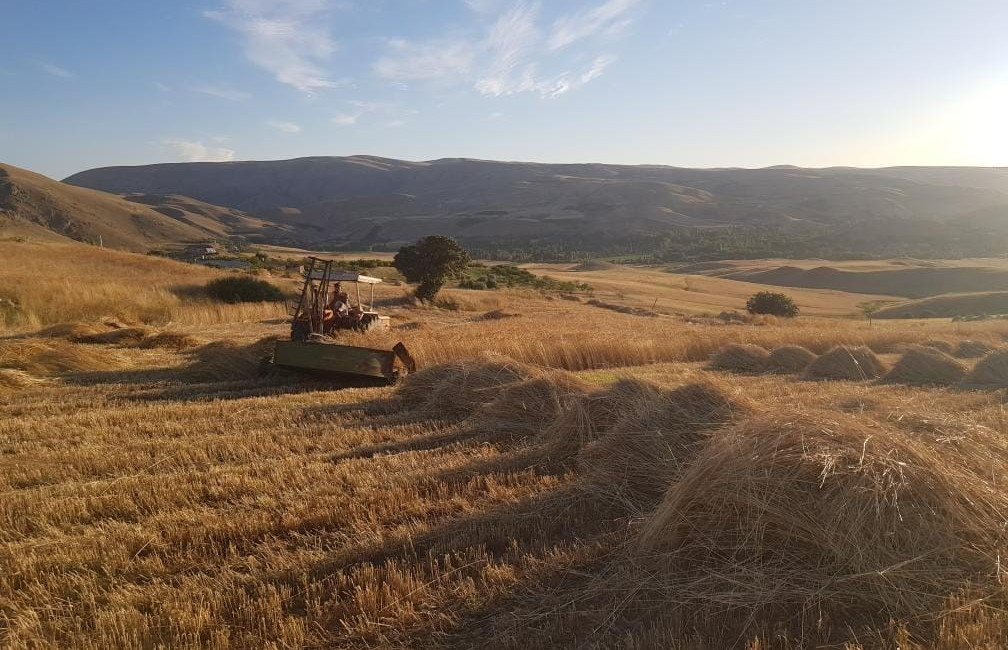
{"left": 637, "top": 410, "right": 1008, "bottom": 634}
{"left": 0, "top": 368, "right": 44, "bottom": 390}
{"left": 765, "top": 345, "right": 816, "bottom": 374}
{"left": 705, "top": 344, "right": 769, "bottom": 374}
{"left": 804, "top": 345, "right": 886, "bottom": 381}
{"left": 578, "top": 381, "right": 751, "bottom": 502}
{"left": 961, "top": 349, "right": 1008, "bottom": 389}
{"left": 881, "top": 346, "right": 967, "bottom": 386}
{"left": 136, "top": 331, "right": 202, "bottom": 350}
{"left": 922, "top": 340, "right": 955, "bottom": 355}
{"left": 395, "top": 355, "right": 541, "bottom": 419}
{"left": 954, "top": 340, "right": 997, "bottom": 359}
{"left": 469, "top": 371, "right": 592, "bottom": 440}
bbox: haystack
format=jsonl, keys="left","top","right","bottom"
{"left": 765, "top": 345, "right": 816, "bottom": 374}
{"left": 638, "top": 410, "right": 1008, "bottom": 635}
{"left": 0, "top": 368, "right": 43, "bottom": 391}
{"left": 395, "top": 355, "right": 541, "bottom": 419}
{"left": 880, "top": 346, "right": 966, "bottom": 386}
{"left": 469, "top": 371, "right": 592, "bottom": 440}
{"left": 803, "top": 345, "right": 885, "bottom": 381}
{"left": 705, "top": 344, "right": 769, "bottom": 374}
{"left": 953, "top": 340, "right": 996, "bottom": 359}
{"left": 921, "top": 340, "right": 955, "bottom": 355}
{"left": 961, "top": 349, "right": 1008, "bottom": 389}
{"left": 136, "top": 331, "right": 202, "bottom": 350}
{"left": 578, "top": 381, "right": 749, "bottom": 501}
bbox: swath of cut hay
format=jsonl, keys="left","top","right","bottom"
{"left": 74, "top": 326, "right": 157, "bottom": 345}
{"left": 954, "top": 340, "right": 997, "bottom": 359}
{"left": 468, "top": 371, "right": 593, "bottom": 441}
{"left": 135, "top": 331, "right": 202, "bottom": 350}
{"left": 880, "top": 345, "right": 967, "bottom": 386}
{"left": 636, "top": 409, "right": 1008, "bottom": 642}
{"left": 803, "top": 345, "right": 886, "bottom": 381}
{"left": 0, "top": 338, "right": 132, "bottom": 375}
{"left": 0, "top": 368, "right": 44, "bottom": 391}
{"left": 960, "top": 349, "right": 1008, "bottom": 389}
{"left": 705, "top": 343, "right": 769, "bottom": 374}
{"left": 544, "top": 377, "right": 664, "bottom": 457}
{"left": 577, "top": 380, "right": 752, "bottom": 502}
{"left": 765, "top": 344, "right": 816, "bottom": 374}
{"left": 182, "top": 337, "right": 278, "bottom": 382}
{"left": 33, "top": 321, "right": 105, "bottom": 340}
{"left": 395, "top": 355, "right": 541, "bottom": 420}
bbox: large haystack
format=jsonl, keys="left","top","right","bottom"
{"left": 954, "top": 340, "right": 997, "bottom": 359}
{"left": 961, "top": 349, "right": 1008, "bottom": 389}
{"left": 803, "top": 345, "right": 886, "bottom": 381}
{"left": 395, "top": 355, "right": 541, "bottom": 419}
{"left": 543, "top": 377, "right": 664, "bottom": 457}
{"left": 638, "top": 410, "right": 1008, "bottom": 636}
{"left": 765, "top": 345, "right": 816, "bottom": 374}
{"left": 578, "top": 381, "right": 749, "bottom": 501}
{"left": 705, "top": 344, "right": 769, "bottom": 374}
{"left": 469, "top": 372, "right": 593, "bottom": 440}
{"left": 881, "top": 346, "right": 967, "bottom": 386}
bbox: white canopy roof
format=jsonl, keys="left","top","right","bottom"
{"left": 307, "top": 271, "right": 383, "bottom": 284}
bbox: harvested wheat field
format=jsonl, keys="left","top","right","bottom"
{"left": 8, "top": 247, "right": 1008, "bottom": 648}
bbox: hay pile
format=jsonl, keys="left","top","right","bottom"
{"left": 0, "top": 368, "right": 44, "bottom": 391}
{"left": 34, "top": 322, "right": 104, "bottom": 340}
{"left": 637, "top": 410, "right": 1008, "bottom": 636}
{"left": 881, "top": 346, "right": 967, "bottom": 386}
{"left": 183, "top": 338, "right": 278, "bottom": 381}
{"left": 544, "top": 378, "right": 664, "bottom": 456}
{"left": 578, "top": 381, "right": 749, "bottom": 501}
{"left": 469, "top": 372, "right": 592, "bottom": 440}
{"left": 954, "top": 340, "right": 997, "bottom": 359}
{"left": 705, "top": 344, "right": 769, "bottom": 374}
{"left": 0, "top": 339, "right": 131, "bottom": 375}
{"left": 136, "top": 331, "right": 202, "bottom": 350}
{"left": 961, "top": 349, "right": 1008, "bottom": 389}
{"left": 395, "top": 356, "right": 541, "bottom": 419}
{"left": 765, "top": 345, "right": 816, "bottom": 374}
{"left": 922, "top": 340, "right": 955, "bottom": 355}
{"left": 803, "top": 345, "right": 886, "bottom": 381}
{"left": 75, "top": 326, "right": 156, "bottom": 345}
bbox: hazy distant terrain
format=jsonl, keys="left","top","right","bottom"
{"left": 64, "top": 156, "right": 1008, "bottom": 251}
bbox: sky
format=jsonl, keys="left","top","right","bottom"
{"left": 2, "top": 0, "right": 1007, "bottom": 179}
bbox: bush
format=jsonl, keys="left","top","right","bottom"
{"left": 205, "top": 276, "right": 284, "bottom": 303}
{"left": 746, "top": 291, "right": 799, "bottom": 318}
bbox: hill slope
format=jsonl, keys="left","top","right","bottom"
{"left": 0, "top": 163, "right": 287, "bottom": 251}
{"left": 63, "top": 157, "right": 1008, "bottom": 249}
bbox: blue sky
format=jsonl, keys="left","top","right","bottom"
{"left": 2, "top": 0, "right": 1007, "bottom": 179}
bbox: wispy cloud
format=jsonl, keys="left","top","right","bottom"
{"left": 38, "top": 62, "right": 73, "bottom": 78}
{"left": 331, "top": 112, "right": 358, "bottom": 125}
{"left": 191, "top": 83, "right": 251, "bottom": 101}
{"left": 374, "top": 0, "right": 636, "bottom": 98}
{"left": 332, "top": 100, "right": 416, "bottom": 127}
{"left": 266, "top": 120, "right": 302, "bottom": 132}
{"left": 154, "top": 81, "right": 171, "bottom": 92}
{"left": 205, "top": 0, "right": 345, "bottom": 94}
{"left": 162, "top": 139, "right": 236, "bottom": 162}
{"left": 547, "top": 0, "right": 639, "bottom": 50}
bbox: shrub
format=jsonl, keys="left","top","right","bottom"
{"left": 746, "top": 291, "right": 799, "bottom": 317}
{"left": 204, "top": 276, "right": 284, "bottom": 303}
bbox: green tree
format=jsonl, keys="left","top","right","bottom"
{"left": 746, "top": 291, "right": 799, "bottom": 318}
{"left": 394, "top": 235, "right": 471, "bottom": 302}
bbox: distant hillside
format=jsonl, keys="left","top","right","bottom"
{"left": 875, "top": 291, "right": 1008, "bottom": 319}
{"left": 64, "top": 157, "right": 1008, "bottom": 251}
{"left": 0, "top": 163, "right": 287, "bottom": 252}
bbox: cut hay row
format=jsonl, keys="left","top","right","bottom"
{"left": 0, "top": 368, "right": 45, "bottom": 391}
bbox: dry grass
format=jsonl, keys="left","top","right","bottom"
{"left": 9, "top": 245, "right": 1008, "bottom": 649}
{"left": 961, "top": 349, "right": 1008, "bottom": 389}
{"left": 804, "top": 344, "right": 887, "bottom": 381}
{"left": 881, "top": 346, "right": 968, "bottom": 386}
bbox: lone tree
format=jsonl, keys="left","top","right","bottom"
{"left": 394, "top": 235, "right": 471, "bottom": 302}
{"left": 746, "top": 291, "right": 799, "bottom": 318}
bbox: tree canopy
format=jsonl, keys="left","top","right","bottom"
{"left": 393, "top": 235, "right": 471, "bottom": 302}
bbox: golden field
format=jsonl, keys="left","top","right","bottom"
{"left": 5, "top": 242, "right": 1008, "bottom": 649}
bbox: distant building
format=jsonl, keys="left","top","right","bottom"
{"left": 184, "top": 243, "right": 218, "bottom": 259}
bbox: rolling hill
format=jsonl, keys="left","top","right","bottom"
{"left": 64, "top": 157, "right": 1008, "bottom": 250}
{"left": 0, "top": 163, "right": 288, "bottom": 251}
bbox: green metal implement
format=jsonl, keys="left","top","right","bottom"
{"left": 272, "top": 340, "right": 415, "bottom": 383}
